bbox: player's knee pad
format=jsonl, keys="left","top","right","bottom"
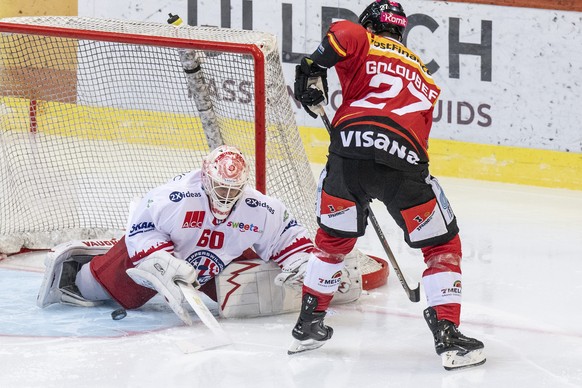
{"left": 423, "top": 235, "right": 462, "bottom": 273}
{"left": 76, "top": 263, "right": 110, "bottom": 301}
{"left": 422, "top": 233, "right": 461, "bottom": 257}
{"left": 315, "top": 228, "right": 357, "bottom": 256}
{"left": 37, "top": 239, "right": 117, "bottom": 308}
{"left": 425, "top": 253, "right": 462, "bottom": 273}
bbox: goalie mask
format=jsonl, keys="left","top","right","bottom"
{"left": 202, "top": 145, "right": 250, "bottom": 220}
{"left": 359, "top": 0, "right": 408, "bottom": 41}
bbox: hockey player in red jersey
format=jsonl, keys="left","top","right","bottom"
{"left": 291, "top": 0, "right": 485, "bottom": 369}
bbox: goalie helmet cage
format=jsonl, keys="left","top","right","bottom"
{"left": 0, "top": 16, "right": 316, "bottom": 254}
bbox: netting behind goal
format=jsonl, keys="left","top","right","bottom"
{"left": 0, "top": 16, "right": 316, "bottom": 254}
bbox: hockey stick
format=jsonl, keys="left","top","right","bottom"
{"left": 313, "top": 106, "right": 421, "bottom": 302}
{"left": 176, "top": 281, "right": 232, "bottom": 353}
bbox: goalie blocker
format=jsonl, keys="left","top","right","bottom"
{"left": 37, "top": 239, "right": 370, "bottom": 319}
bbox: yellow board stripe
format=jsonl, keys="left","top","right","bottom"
{"left": 1, "top": 97, "right": 208, "bottom": 150}
{"left": 298, "top": 125, "right": 582, "bottom": 191}
{"left": 0, "top": 0, "right": 77, "bottom": 18}
{"left": 4, "top": 94, "right": 579, "bottom": 191}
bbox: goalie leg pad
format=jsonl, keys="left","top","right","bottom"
{"left": 216, "top": 256, "right": 362, "bottom": 319}
{"left": 216, "top": 259, "right": 299, "bottom": 318}
{"left": 37, "top": 239, "right": 115, "bottom": 308}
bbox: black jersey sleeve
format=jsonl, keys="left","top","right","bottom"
{"left": 310, "top": 35, "right": 343, "bottom": 68}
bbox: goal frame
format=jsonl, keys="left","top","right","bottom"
{"left": 0, "top": 21, "right": 267, "bottom": 193}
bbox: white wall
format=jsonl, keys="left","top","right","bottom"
{"left": 78, "top": 0, "right": 582, "bottom": 153}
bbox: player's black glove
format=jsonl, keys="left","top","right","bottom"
{"left": 294, "top": 57, "right": 328, "bottom": 118}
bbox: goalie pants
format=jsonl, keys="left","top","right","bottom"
{"left": 89, "top": 236, "right": 217, "bottom": 309}
{"left": 315, "top": 153, "right": 463, "bottom": 324}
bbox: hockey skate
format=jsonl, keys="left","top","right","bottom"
{"left": 424, "top": 307, "right": 486, "bottom": 370}
{"left": 287, "top": 294, "right": 333, "bottom": 355}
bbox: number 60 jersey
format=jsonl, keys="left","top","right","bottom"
{"left": 125, "top": 170, "right": 314, "bottom": 286}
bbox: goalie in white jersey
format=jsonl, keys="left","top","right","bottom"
{"left": 38, "top": 145, "right": 357, "bottom": 323}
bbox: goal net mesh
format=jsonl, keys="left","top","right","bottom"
{"left": 0, "top": 17, "right": 316, "bottom": 254}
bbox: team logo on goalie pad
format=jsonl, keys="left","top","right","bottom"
{"left": 185, "top": 250, "right": 225, "bottom": 285}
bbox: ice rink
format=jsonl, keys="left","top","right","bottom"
{"left": 1, "top": 175, "right": 581, "bottom": 388}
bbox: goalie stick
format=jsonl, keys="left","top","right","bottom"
{"left": 313, "top": 105, "right": 421, "bottom": 303}
{"left": 176, "top": 281, "right": 232, "bottom": 353}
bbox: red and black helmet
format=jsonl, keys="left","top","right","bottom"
{"left": 358, "top": 0, "right": 408, "bottom": 40}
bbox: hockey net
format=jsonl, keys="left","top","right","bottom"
{"left": 0, "top": 16, "right": 387, "bottom": 289}
{"left": 0, "top": 16, "right": 313, "bottom": 253}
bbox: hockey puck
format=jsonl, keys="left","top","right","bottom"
{"left": 111, "top": 308, "right": 127, "bottom": 320}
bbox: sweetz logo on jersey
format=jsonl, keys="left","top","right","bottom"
{"left": 182, "top": 211, "right": 205, "bottom": 228}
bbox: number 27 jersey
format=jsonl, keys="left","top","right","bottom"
{"left": 322, "top": 20, "right": 440, "bottom": 152}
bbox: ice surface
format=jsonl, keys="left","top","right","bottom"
{"left": 1, "top": 176, "right": 581, "bottom": 388}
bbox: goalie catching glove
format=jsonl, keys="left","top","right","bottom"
{"left": 126, "top": 251, "right": 199, "bottom": 325}
{"left": 294, "top": 57, "right": 328, "bottom": 118}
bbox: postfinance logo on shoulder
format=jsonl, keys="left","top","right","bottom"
{"left": 226, "top": 220, "right": 262, "bottom": 233}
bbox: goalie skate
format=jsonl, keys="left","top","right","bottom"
{"left": 424, "top": 307, "right": 486, "bottom": 370}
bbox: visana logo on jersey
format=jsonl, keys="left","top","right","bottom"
{"left": 245, "top": 198, "right": 275, "bottom": 214}
{"left": 128, "top": 221, "right": 155, "bottom": 237}
{"left": 169, "top": 191, "right": 202, "bottom": 203}
{"left": 226, "top": 221, "right": 262, "bottom": 233}
{"left": 340, "top": 130, "right": 420, "bottom": 164}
